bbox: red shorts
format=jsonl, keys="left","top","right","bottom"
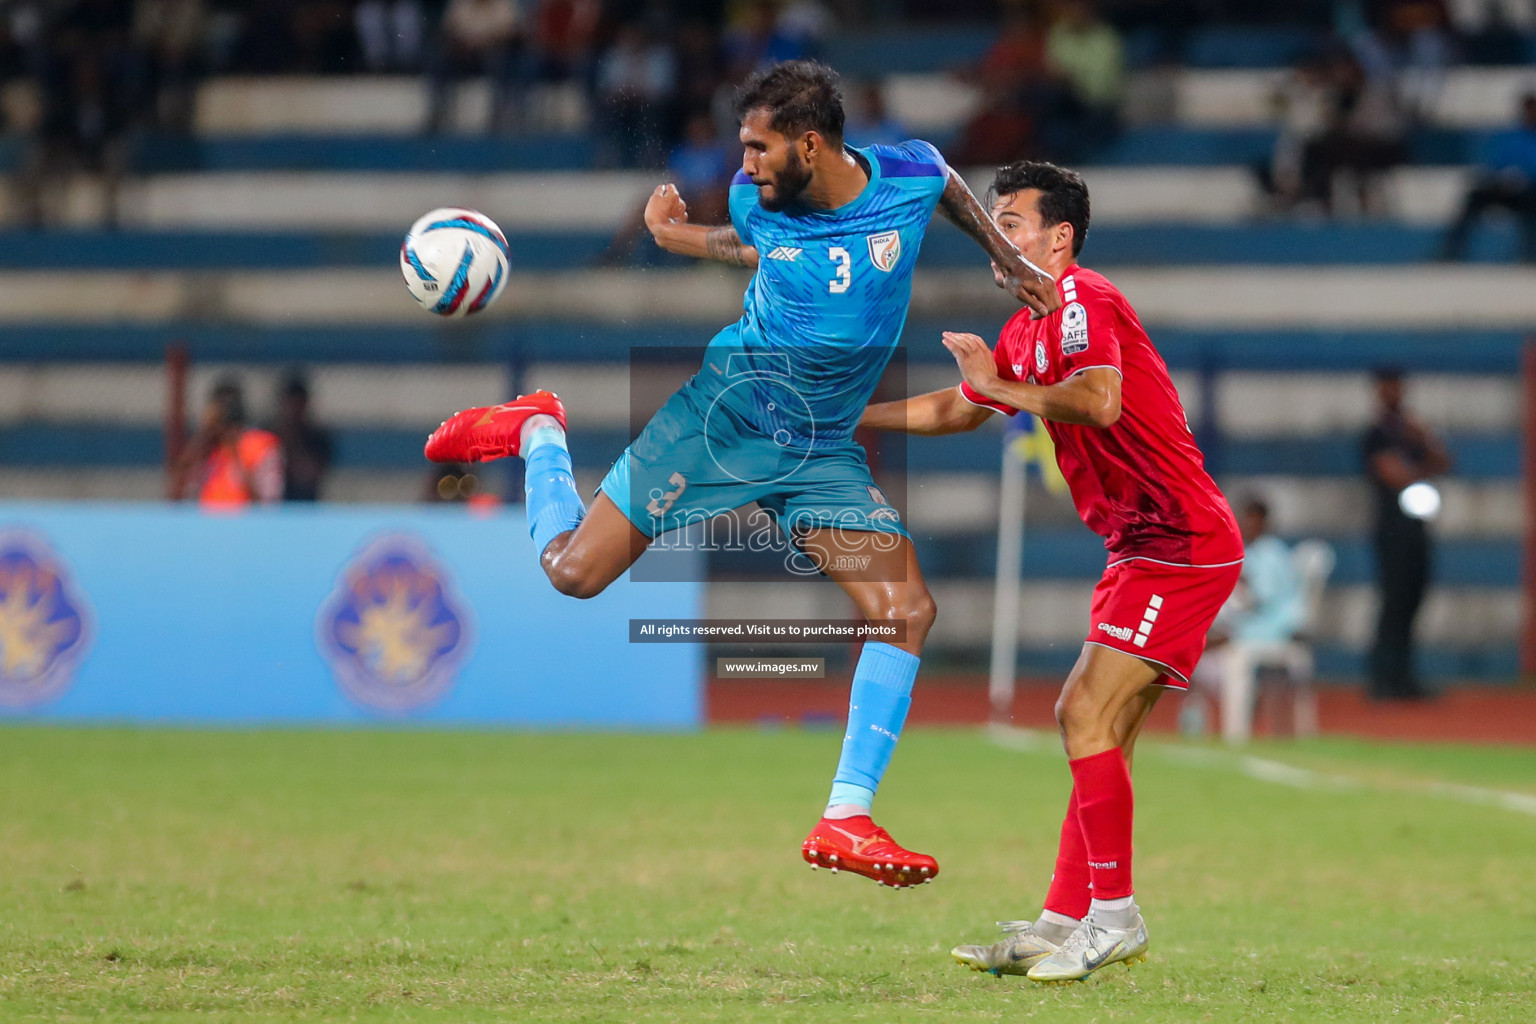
{"left": 1084, "top": 558, "right": 1243, "bottom": 688}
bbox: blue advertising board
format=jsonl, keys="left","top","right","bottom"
{"left": 0, "top": 503, "right": 703, "bottom": 726}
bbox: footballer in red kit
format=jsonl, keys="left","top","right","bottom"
{"left": 959, "top": 265, "right": 1242, "bottom": 684}
{"left": 861, "top": 161, "right": 1242, "bottom": 982}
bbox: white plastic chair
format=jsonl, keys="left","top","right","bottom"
{"left": 1220, "top": 540, "right": 1336, "bottom": 744}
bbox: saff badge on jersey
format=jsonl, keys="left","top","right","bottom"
{"left": 867, "top": 231, "right": 901, "bottom": 272}
{"left": 1061, "top": 301, "right": 1089, "bottom": 355}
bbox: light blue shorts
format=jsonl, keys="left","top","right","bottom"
{"left": 598, "top": 381, "right": 907, "bottom": 541}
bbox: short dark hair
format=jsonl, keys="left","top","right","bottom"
{"left": 989, "top": 161, "right": 1091, "bottom": 257}
{"left": 210, "top": 376, "right": 246, "bottom": 424}
{"left": 1241, "top": 497, "right": 1270, "bottom": 522}
{"left": 735, "top": 59, "right": 844, "bottom": 143}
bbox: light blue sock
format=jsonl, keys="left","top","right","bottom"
{"left": 524, "top": 425, "right": 585, "bottom": 556}
{"left": 827, "top": 643, "right": 920, "bottom": 814}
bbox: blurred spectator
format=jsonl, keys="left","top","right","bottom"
{"left": 355, "top": 0, "right": 425, "bottom": 72}
{"left": 268, "top": 372, "right": 334, "bottom": 502}
{"left": 1349, "top": 0, "right": 1451, "bottom": 123}
{"left": 1040, "top": 0, "right": 1123, "bottom": 159}
{"left": 1362, "top": 367, "right": 1452, "bottom": 701}
{"left": 1217, "top": 498, "right": 1307, "bottom": 647}
{"left": 962, "top": 6, "right": 1048, "bottom": 98}
{"left": 593, "top": 22, "right": 677, "bottom": 168}
{"left": 132, "top": 0, "right": 206, "bottom": 135}
{"left": 425, "top": 0, "right": 527, "bottom": 135}
{"left": 949, "top": 88, "right": 1037, "bottom": 166}
{"left": 169, "top": 378, "right": 284, "bottom": 509}
{"left": 844, "top": 80, "right": 907, "bottom": 148}
{"left": 15, "top": 3, "right": 138, "bottom": 228}
{"left": 1298, "top": 48, "right": 1409, "bottom": 216}
{"left": 599, "top": 110, "right": 734, "bottom": 264}
{"left": 1187, "top": 496, "right": 1308, "bottom": 736}
{"left": 530, "top": 0, "right": 598, "bottom": 86}
{"left": 1259, "top": 55, "right": 1337, "bottom": 211}
{"left": 949, "top": 8, "right": 1049, "bottom": 165}
{"left": 1440, "top": 93, "right": 1536, "bottom": 262}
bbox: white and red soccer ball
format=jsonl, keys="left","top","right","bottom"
{"left": 399, "top": 207, "right": 510, "bottom": 317}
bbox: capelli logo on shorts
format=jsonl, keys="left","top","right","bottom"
{"left": 1097, "top": 622, "right": 1134, "bottom": 642}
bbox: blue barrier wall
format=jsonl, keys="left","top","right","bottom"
{"left": 0, "top": 504, "right": 703, "bottom": 726}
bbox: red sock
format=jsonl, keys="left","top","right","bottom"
{"left": 1069, "top": 747, "right": 1134, "bottom": 900}
{"left": 1042, "top": 788, "right": 1091, "bottom": 919}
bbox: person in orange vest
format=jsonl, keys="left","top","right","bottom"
{"left": 168, "top": 378, "right": 284, "bottom": 509}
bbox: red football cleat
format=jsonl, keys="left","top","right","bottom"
{"left": 801, "top": 815, "right": 939, "bottom": 888}
{"left": 424, "top": 390, "right": 566, "bottom": 463}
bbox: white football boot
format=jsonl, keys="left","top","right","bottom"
{"left": 950, "top": 920, "right": 1063, "bottom": 976}
{"left": 1026, "top": 914, "right": 1149, "bottom": 983}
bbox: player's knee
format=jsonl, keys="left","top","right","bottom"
{"left": 870, "top": 588, "right": 936, "bottom": 645}
{"left": 543, "top": 548, "right": 605, "bottom": 600}
{"left": 906, "top": 589, "right": 938, "bottom": 639}
{"left": 1054, "top": 686, "right": 1102, "bottom": 740}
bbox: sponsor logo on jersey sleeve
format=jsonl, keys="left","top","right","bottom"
{"left": 866, "top": 230, "right": 901, "bottom": 272}
{"left": 1061, "top": 301, "right": 1089, "bottom": 355}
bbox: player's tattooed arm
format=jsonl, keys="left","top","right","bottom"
{"left": 704, "top": 226, "right": 757, "bottom": 268}
{"left": 936, "top": 170, "right": 1058, "bottom": 318}
{"left": 644, "top": 183, "right": 760, "bottom": 268}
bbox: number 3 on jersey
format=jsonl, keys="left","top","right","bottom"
{"left": 828, "top": 247, "right": 851, "bottom": 294}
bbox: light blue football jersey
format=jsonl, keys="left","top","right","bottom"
{"left": 698, "top": 140, "right": 949, "bottom": 449}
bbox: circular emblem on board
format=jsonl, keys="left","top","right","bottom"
{"left": 316, "top": 536, "right": 473, "bottom": 715}
{"left": 0, "top": 531, "right": 91, "bottom": 710}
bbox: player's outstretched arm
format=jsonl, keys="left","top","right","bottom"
{"left": 936, "top": 170, "right": 1058, "bottom": 318}
{"left": 861, "top": 388, "right": 992, "bottom": 436}
{"left": 944, "top": 331, "right": 1121, "bottom": 428}
{"left": 644, "top": 184, "right": 760, "bottom": 269}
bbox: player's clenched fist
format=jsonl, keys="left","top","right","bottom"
{"left": 941, "top": 331, "right": 998, "bottom": 398}
{"left": 998, "top": 257, "right": 1060, "bottom": 319}
{"left": 645, "top": 183, "right": 689, "bottom": 233}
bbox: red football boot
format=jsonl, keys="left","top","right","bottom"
{"left": 801, "top": 815, "right": 939, "bottom": 888}
{"left": 424, "top": 390, "right": 566, "bottom": 463}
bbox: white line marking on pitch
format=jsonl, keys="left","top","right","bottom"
{"left": 986, "top": 726, "right": 1536, "bottom": 819}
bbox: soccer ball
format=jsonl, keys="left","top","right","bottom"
{"left": 399, "top": 207, "right": 510, "bottom": 317}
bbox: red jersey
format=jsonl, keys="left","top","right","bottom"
{"left": 961, "top": 265, "right": 1241, "bottom": 567}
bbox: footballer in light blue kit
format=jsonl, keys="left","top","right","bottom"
{"left": 426, "top": 60, "right": 1058, "bottom": 886}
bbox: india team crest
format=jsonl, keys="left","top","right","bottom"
{"left": 0, "top": 532, "right": 91, "bottom": 710}
{"left": 867, "top": 230, "right": 901, "bottom": 273}
{"left": 316, "top": 536, "right": 473, "bottom": 715}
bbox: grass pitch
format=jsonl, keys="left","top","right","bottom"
{"left": 1, "top": 726, "right": 1532, "bottom": 1023}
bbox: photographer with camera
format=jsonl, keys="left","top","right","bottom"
{"left": 168, "top": 377, "right": 284, "bottom": 510}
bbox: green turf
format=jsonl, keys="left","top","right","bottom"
{"left": 1, "top": 726, "right": 1532, "bottom": 1023}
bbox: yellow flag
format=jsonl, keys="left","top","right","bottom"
{"left": 1007, "top": 414, "right": 1069, "bottom": 494}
